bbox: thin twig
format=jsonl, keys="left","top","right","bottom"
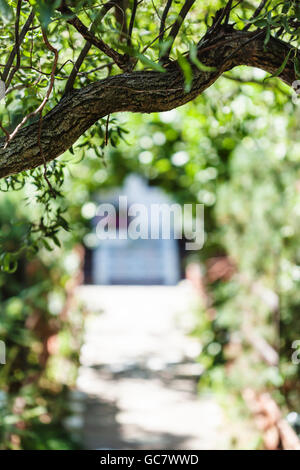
{"left": 243, "top": 0, "right": 269, "bottom": 31}
{"left": 160, "top": 0, "right": 196, "bottom": 62}
{"left": 38, "top": 110, "right": 56, "bottom": 197}
{"left": 37, "top": 30, "right": 59, "bottom": 197}
{"left": 142, "top": 23, "right": 173, "bottom": 54}
{"left": 206, "top": 0, "right": 238, "bottom": 38}
{"left": 2, "top": 9, "right": 34, "bottom": 82}
{"left": 6, "top": 0, "right": 23, "bottom": 88}
{"left": 64, "top": 42, "right": 92, "bottom": 95}
{"left": 5, "top": 29, "right": 59, "bottom": 148}
{"left": 127, "top": 0, "right": 138, "bottom": 46}
{"left": 159, "top": 0, "right": 172, "bottom": 44}
{"left": 64, "top": 0, "right": 124, "bottom": 93}
{"left": 6, "top": 77, "right": 42, "bottom": 96}
{"left": 58, "top": 3, "right": 130, "bottom": 71}
{"left": 151, "top": 0, "right": 161, "bottom": 20}
{"left": 105, "top": 114, "right": 110, "bottom": 146}
{"left": 78, "top": 62, "right": 114, "bottom": 76}
{"left": 0, "top": 122, "right": 10, "bottom": 142}
{"left": 225, "top": 0, "right": 233, "bottom": 24}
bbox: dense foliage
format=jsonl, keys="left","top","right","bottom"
{"left": 0, "top": 0, "right": 300, "bottom": 265}
{"left": 0, "top": 0, "right": 300, "bottom": 449}
{"left": 83, "top": 71, "right": 299, "bottom": 422}
{"left": 0, "top": 195, "right": 85, "bottom": 449}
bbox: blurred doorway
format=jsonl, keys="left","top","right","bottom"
{"left": 91, "top": 175, "right": 181, "bottom": 286}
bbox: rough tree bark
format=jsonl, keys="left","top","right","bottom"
{"left": 0, "top": 27, "right": 297, "bottom": 179}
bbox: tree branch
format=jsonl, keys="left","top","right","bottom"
{"left": 161, "top": 0, "right": 196, "bottom": 62}
{"left": 6, "top": 0, "right": 23, "bottom": 89}
{"left": 4, "top": 29, "right": 58, "bottom": 147}
{"left": 244, "top": 0, "right": 269, "bottom": 31}
{"left": 64, "top": 1, "right": 121, "bottom": 94}
{"left": 64, "top": 42, "right": 92, "bottom": 95}
{"left": 2, "top": 9, "right": 35, "bottom": 83}
{"left": 0, "top": 28, "right": 298, "bottom": 179}
{"left": 159, "top": 0, "right": 172, "bottom": 45}
{"left": 58, "top": 4, "right": 131, "bottom": 72}
{"left": 127, "top": 0, "right": 138, "bottom": 46}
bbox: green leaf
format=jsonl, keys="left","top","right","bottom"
{"left": 189, "top": 44, "right": 216, "bottom": 72}
{"left": 35, "top": 0, "right": 61, "bottom": 29}
{"left": 264, "top": 26, "right": 271, "bottom": 48}
{"left": 0, "top": 0, "right": 13, "bottom": 23}
{"left": 1, "top": 253, "right": 18, "bottom": 273}
{"left": 42, "top": 239, "right": 53, "bottom": 251}
{"left": 136, "top": 53, "right": 166, "bottom": 73}
{"left": 57, "top": 216, "right": 69, "bottom": 231}
{"left": 265, "top": 49, "right": 293, "bottom": 80}
{"left": 52, "top": 235, "right": 61, "bottom": 248}
{"left": 177, "top": 54, "right": 193, "bottom": 93}
{"left": 294, "top": 56, "right": 300, "bottom": 78}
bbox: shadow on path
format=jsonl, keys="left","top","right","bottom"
{"left": 76, "top": 285, "right": 225, "bottom": 450}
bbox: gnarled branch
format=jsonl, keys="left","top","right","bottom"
{"left": 0, "top": 28, "right": 297, "bottom": 179}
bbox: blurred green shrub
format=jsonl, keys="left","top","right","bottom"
{"left": 0, "top": 197, "right": 85, "bottom": 450}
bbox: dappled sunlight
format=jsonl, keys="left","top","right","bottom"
{"left": 1, "top": 0, "right": 300, "bottom": 453}
{"left": 76, "top": 285, "right": 255, "bottom": 450}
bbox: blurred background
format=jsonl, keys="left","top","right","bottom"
{"left": 0, "top": 68, "right": 300, "bottom": 450}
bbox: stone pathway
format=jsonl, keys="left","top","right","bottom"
{"left": 76, "top": 284, "right": 229, "bottom": 450}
